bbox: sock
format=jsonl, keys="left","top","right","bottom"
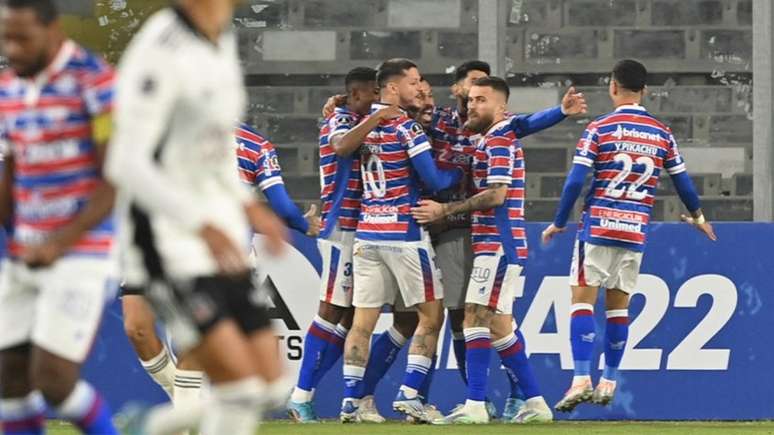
{"left": 452, "top": 331, "right": 468, "bottom": 384}
{"left": 603, "top": 309, "right": 629, "bottom": 382}
{"left": 173, "top": 369, "right": 203, "bottom": 414}
{"left": 199, "top": 377, "right": 262, "bottom": 435}
{"left": 362, "top": 326, "right": 408, "bottom": 396}
{"left": 343, "top": 365, "right": 366, "bottom": 401}
{"left": 493, "top": 330, "right": 542, "bottom": 400}
{"left": 309, "top": 323, "right": 348, "bottom": 388}
{"left": 56, "top": 381, "right": 118, "bottom": 435}
{"left": 570, "top": 303, "right": 596, "bottom": 378}
{"left": 399, "top": 355, "right": 433, "bottom": 399}
{"left": 418, "top": 355, "right": 437, "bottom": 403}
{"left": 295, "top": 315, "right": 339, "bottom": 397}
{"left": 145, "top": 402, "right": 204, "bottom": 435}
{"left": 0, "top": 391, "right": 46, "bottom": 435}
{"left": 463, "top": 327, "right": 491, "bottom": 402}
{"left": 140, "top": 347, "right": 176, "bottom": 399}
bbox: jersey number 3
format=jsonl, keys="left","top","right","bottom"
{"left": 604, "top": 154, "right": 655, "bottom": 200}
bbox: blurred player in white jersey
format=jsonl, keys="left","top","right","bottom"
{"left": 107, "top": 1, "right": 289, "bottom": 434}
{"left": 0, "top": 1, "right": 120, "bottom": 433}
{"left": 542, "top": 59, "right": 716, "bottom": 413}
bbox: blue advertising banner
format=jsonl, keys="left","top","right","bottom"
{"left": 83, "top": 223, "right": 773, "bottom": 420}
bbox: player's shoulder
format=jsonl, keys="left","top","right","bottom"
{"left": 486, "top": 120, "right": 516, "bottom": 143}
{"left": 330, "top": 107, "right": 359, "bottom": 127}
{"left": 395, "top": 116, "right": 425, "bottom": 136}
{"left": 66, "top": 43, "right": 115, "bottom": 84}
{"left": 236, "top": 123, "right": 274, "bottom": 154}
{"left": 123, "top": 9, "right": 188, "bottom": 58}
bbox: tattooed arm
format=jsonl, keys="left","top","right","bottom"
{"left": 411, "top": 183, "right": 507, "bottom": 224}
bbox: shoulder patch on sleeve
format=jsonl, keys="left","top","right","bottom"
{"left": 410, "top": 122, "right": 424, "bottom": 135}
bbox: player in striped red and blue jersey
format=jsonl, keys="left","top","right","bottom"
{"left": 543, "top": 60, "right": 717, "bottom": 413}
{"left": 413, "top": 76, "right": 553, "bottom": 424}
{"left": 288, "top": 67, "right": 389, "bottom": 423}
{"left": 0, "top": 1, "right": 118, "bottom": 433}
{"left": 339, "top": 59, "right": 463, "bottom": 423}
{"left": 235, "top": 123, "right": 318, "bottom": 236}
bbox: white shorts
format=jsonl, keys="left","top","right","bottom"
{"left": 317, "top": 230, "right": 355, "bottom": 308}
{"left": 433, "top": 228, "right": 473, "bottom": 310}
{"left": 465, "top": 249, "right": 523, "bottom": 315}
{"left": 569, "top": 240, "right": 643, "bottom": 294}
{"left": 0, "top": 257, "right": 113, "bottom": 362}
{"left": 352, "top": 235, "right": 443, "bottom": 309}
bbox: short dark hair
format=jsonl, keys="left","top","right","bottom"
{"left": 471, "top": 76, "right": 510, "bottom": 101}
{"left": 612, "top": 59, "right": 647, "bottom": 92}
{"left": 4, "top": 0, "right": 58, "bottom": 24}
{"left": 376, "top": 58, "right": 418, "bottom": 89}
{"left": 345, "top": 67, "right": 377, "bottom": 91}
{"left": 455, "top": 60, "right": 491, "bottom": 82}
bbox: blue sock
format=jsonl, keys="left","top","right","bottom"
{"left": 297, "top": 315, "right": 338, "bottom": 393}
{"left": 493, "top": 330, "right": 542, "bottom": 399}
{"left": 0, "top": 391, "right": 45, "bottom": 435}
{"left": 56, "top": 381, "right": 118, "bottom": 435}
{"left": 362, "top": 326, "right": 407, "bottom": 396}
{"left": 311, "top": 323, "right": 348, "bottom": 387}
{"left": 418, "top": 355, "right": 437, "bottom": 403}
{"left": 343, "top": 365, "right": 366, "bottom": 401}
{"left": 603, "top": 309, "right": 629, "bottom": 381}
{"left": 400, "top": 355, "right": 433, "bottom": 399}
{"left": 452, "top": 331, "right": 468, "bottom": 384}
{"left": 463, "top": 327, "right": 491, "bottom": 402}
{"left": 570, "top": 303, "right": 596, "bottom": 377}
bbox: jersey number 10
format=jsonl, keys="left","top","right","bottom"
{"left": 362, "top": 154, "right": 387, "bottom": 199}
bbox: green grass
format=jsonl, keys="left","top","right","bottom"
{"left": 47, "top": 420, "right": 774, "bottom": 435}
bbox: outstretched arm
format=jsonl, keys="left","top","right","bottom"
{"left": 510, "top": 87, "right": 587, "bottom": 138}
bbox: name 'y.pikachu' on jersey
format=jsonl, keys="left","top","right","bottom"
{"left": 575, "top": 104, "right": 685, "bottom": 251}
{"left": 470, "top": 119, "right": 527, "bottom": 265}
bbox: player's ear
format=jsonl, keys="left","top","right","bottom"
{"left": 451, "top": 82, "right": 460, "bottom": 97}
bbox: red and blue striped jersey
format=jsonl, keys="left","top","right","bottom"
{"left": 235, "top": 123, "right": 283, "bottom": 191}
{"left": 319, "top": 106, "right": 362, "bottom": 238}
{"left": 0, "top": 40, "right": 114, "bottom": 258}
{"left": 471, "top": 119, "right": 527, "bottom": 265}
{"left": 356, "top": 103, "right": 434, "bottom": 242}
{"left": 575, "top": 104, "right": 685, "bottom": 251}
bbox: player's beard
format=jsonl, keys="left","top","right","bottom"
{"left": 465, "top": 110, "right": 493, "bottom": 133}
{"left": 11, "top": 51, "right": 48, "bottom": 78}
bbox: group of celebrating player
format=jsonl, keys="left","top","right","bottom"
{"left": 0, "top": 0, "right": 717, "bottom": 434}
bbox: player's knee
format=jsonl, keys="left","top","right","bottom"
{"left": 339, "top": 307, "right": 355, "bottom": 329}
{"left": 605, "top": 288, "right": 630, "bottom": 310}
{"left": 124, "top": 319, "right": 153, "bottom": 347}
{"left": 30, "top": 359, "right": 77, "bottom": 405}
{"left": 0, "top": 346, "right": 32, "bottom": 397}
{"left": 317, "top": 302, "right": 344, "bottom": 324}
{"left": 463, "top": 303, "right": 494, "bottom": 329}
{"left": 393, "top": 312, "right": 418, "bottom": 338}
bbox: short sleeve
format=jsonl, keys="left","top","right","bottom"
{"left": 82, "top": 59, "right": 115, "bottom": 118}
{"left": 573, "top": 123, "right": 599, "bottom": 167}
{"left": 486, "top": 136, "right": 514, "bottom": 185}
{"left": 398, "top": 119, "right": 432, "bottom": 158}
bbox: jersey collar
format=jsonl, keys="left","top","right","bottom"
{"left": 22, "top": 39, "right": 75, "bottom": 107}
{"left": 371, "top": 102, "right": 408, "bottom": 115}
{"left": 172, "top": 5, "right": 218, "bottom": 46}
{"left": 615, "top": 103, "right": 647, "bottom": 112}
{"left": 483, "top": 118, "right": 511, "bottom": 137}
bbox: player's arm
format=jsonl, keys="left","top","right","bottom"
{"left": 412, "top": 135, "right": 511, "bottom": 223}
{"left": 403, "top": 122, "right": 463, "bottom": 192}
{"left": 333, "top": 105, "right": 401, "bottom": 157}
{"left": 262, "top": 186, "right": 317, "bottom": 236}
{"left": 0, "top": 155, "right": 13, "bottom": 224}
{"left": 542, "top": 125, "right": 598, "bottom": 243}
{"left": 24, "top": 72, "right": 117, "bottom": 267}
{"left": 509, "top": 87, "right": 588, "bottom": 138}
{"left": 665, "top": 134, "right": 717, "bottom": 241}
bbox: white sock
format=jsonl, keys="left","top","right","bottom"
{"left": 572, "top": 375, "right": 592, "bottom": 386}
{"left": 173, "top": 369, "right": 203, "bottom": 409}
{"left": 263, "top": 375, "right": 294, "bottom": 411}
{"left": 145, "top": 402, "right": 204, "bottom": 435}
{"left": 290, "top": 387, "right": 314, "bottom": 403}
{"left": 200, "top": 377, "right": 263, "bottom": 435}
{"left": 141, "top": 347, "right": 176, "bottom": 399}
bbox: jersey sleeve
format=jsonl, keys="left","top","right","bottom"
{"left": 664, "top": 131, "right": 687, "bottom": 175}
{"left": 82, "top": 59, "right": 115, "bottom": 118}
{"left": 486, "top": 136, "right": 514, "bottom": 185}
{"left": 328, "top": 112, "right": 357, "bottom": 142}
{"left": 253, "top": 143, "right": 285, "bottom": 191}
{"left": 573, "top": 123, "right": 600, "bottom": 167}
{"left": 397, "top": 119, "right": 432, "bottom": 158}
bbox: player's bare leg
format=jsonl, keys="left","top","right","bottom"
{"left": 0, "top": 344, "right": 46, "bottom": 434}
{"left": 340, "top": 307, "right": 381, "bottom": 422}
{"left": 592, "top": 288, "right": 630, "bottom": 406}
{"left": 555, "top": 285, "right": 599, "bottom": 412}
{"left": 123, "top": 295, "right": 177, "bottom": 398}
{"left": 248, "top": 328, "right": 293, "bottom": 411}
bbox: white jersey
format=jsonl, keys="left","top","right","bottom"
{"left": 107, "top": 7, "right": 251, "bottom": 281}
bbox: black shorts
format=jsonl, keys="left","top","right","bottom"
{"left": 144, "top": 272, "right": 272, "bottom": 352}
{"left": 120, "top": 284, "right": 145, "bottom": 297}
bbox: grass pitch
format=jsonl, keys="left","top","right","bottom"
{"left": 47, "top": 419, "right": 774, "bottom": 434}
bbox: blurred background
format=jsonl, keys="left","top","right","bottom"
{"left": 59, "top": 0, "right": 755, "bottom": 222}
